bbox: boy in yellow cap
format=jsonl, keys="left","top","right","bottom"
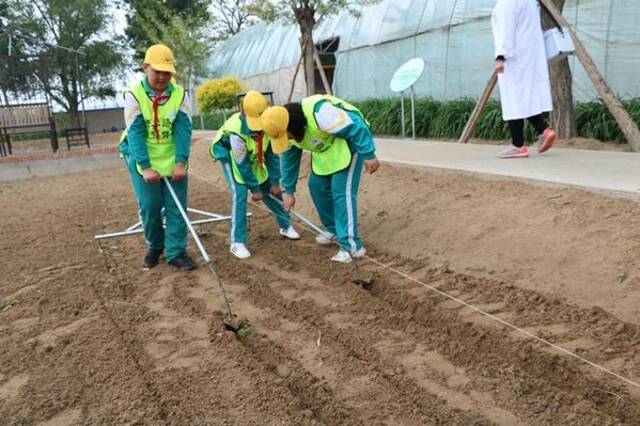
{"left": 119, "top": 44, "right": 196, "bottom": 270}
{"left": 210, "top": 91, "right": 300, "bottom": 259}
{"left": 262, "top": 95, "right": 380, "bottom": 264}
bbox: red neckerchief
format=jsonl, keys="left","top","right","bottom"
{"left": 257, "top": 133, "right": 264, "bottom": 168}
{"left": 152, "top": 92, "right": 169, "bottom": 140}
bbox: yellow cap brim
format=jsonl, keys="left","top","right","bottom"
{"left": 270, "top": 133, "right": 290, "bottom": 154}
{"left": 245, "top": 115, "right": 263, "bottom": 131}
{"left": 148, "top": 62, "right": 176, "bottom": 74}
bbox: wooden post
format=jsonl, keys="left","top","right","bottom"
{"left": 287, "top": 39, "right": 307, "bottom": 103}
{"left": 458, "top": 70, "right": 498, "bottom": 144}
{"left": 288, "top": 54, "right": 304, "bottom": 103}
{"left": 314, "top": 50, "right": 332, "bottom": 95}
{"left": 539, "top": 0, "right": 640, "bottom": 152}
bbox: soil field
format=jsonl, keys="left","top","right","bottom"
{"left": 1, "top": 141, "right": 640, "bottom": 425}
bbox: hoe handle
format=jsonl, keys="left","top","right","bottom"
{"left": 163, "top": 177, "right": 210, "bottom": 263}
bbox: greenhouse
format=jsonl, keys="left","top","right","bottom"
{"left": 209, "top": 0, "right": 640, "bottom": 104}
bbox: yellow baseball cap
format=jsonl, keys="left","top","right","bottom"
{"left": 243, "top": 91, "right": 268, "bottom": 131}
{"left": 262, "top": 106, "right": 290, "bottom": 154}
{"left": 143, "top": 44, "right": 176, "bottom": 74}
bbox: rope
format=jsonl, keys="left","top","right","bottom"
{"left": 188, "top": 169, "right": 640, "bottom": 390}
{"left": 363, "top": 254, "right": 640, "bottom": 390}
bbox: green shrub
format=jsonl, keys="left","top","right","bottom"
{"left": 193, "top": 112, "right": 228, "bottom": 130}
{"left": 196, "top": 76, "right": 244, "bottom": 114}
{"left": 353, "top": 96, "right": 640, "bottom": 144}
{"left": 431, "top": 98, "right": 475, "bottom": 138}
{"left": 474, "top": 100, "right": 509, "bottom": 140}
{"left": 574, "top": 98, "right": 640, "bottom": 143}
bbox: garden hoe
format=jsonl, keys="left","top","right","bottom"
{"left": 164, "top": 177, "right": 244, "bottom": 334}
{"left": 269, "top": 194, "right": 374, "bottom": 289}
{"left": 349, "top": 253, "right": 373, "bottom": 290}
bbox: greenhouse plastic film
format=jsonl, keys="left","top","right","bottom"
{"left": 210, "top": 0, "right": 640, "bottom": 103}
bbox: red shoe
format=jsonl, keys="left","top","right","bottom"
{"left": 498, "top": 146, "right": 529, "bottom": 159}
{"left": 538, "top": 128, "right": 556, "bottom": 154}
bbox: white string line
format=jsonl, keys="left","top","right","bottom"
{"left": 188, "top": 169, "right": 640, "bottom": 390}
{"left": 362, "top": 255, "right": 640, "bottom": 390}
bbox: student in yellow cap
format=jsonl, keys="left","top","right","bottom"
{"left": 209, "top": 91, "right": 300, "bottom": 259}
{"left": 119, "top": 44, "right": 196, "bottom": 270}
{"left": 262, "top": 95, "right": 380, "bottom": 264}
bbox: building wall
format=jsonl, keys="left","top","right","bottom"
{"left": 54, "top": 108, "right": 124, "bottom": 134}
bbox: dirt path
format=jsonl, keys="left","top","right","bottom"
{"left": 1, "top": 148, "right": 640, "bottom": 424}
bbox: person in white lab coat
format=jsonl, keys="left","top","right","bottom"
{"left": 492, "top": 0, "right": 557, "bottom": 159}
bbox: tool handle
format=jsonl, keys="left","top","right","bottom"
{"left": 163, "top": 177, "right": 210, "bottom": 263}
{"left": 207, "top": 263, "right": 234, "bottom": 320}
{"left": 458, "top": 69, "right": 498, "bottom": 144}
{"left": 268, "top": 194, "right": 331, "bottom": 238}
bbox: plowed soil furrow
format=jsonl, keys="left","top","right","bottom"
{"left": 92, "top": 244, "right": 335, "bottom": 425}
{"left": 187, "top": 182, "right": 640, "bottom": 425}
{"left": 2, "top": 155, "right": 640, "bottom": 424}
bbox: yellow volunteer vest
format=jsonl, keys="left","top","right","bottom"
{"left": 291, "top": 95, "right": 368, "bottom": 176}
{"left": 210, "top": 113, "right": 269, "bottom": 185}
{"left": 119, "top": 81, "right": 185, "bottom": 176}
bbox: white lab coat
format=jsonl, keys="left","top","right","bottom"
{"left": 492, "top": 0, "right": 553, "bottom": 121}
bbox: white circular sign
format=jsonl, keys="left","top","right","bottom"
{"left": 390, "top": 58, "right": 425, "bottom": 93}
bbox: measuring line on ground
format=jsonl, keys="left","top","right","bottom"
{"left": 189, "top": 169, "right": 640, "bottom": 391}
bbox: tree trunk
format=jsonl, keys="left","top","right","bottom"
{"left": 69, "top": 98, "right": 81, "bottom": 129}
{"left": 293, "top": 4, "right": 316, "bottom": 97}
{"left": 69, "top": 76, "right": 82, "bottom": 128}
{"left": 301, "top": 25, "right": 315, "bottom": 96}
{"left": 0, "top": 85, "right": 9, "bottom": 106}
{"left": 549, "top": 59, "right": 577, "bottom": 138}
{"left": 542, "top": 0, "right": 577, "bottom": 139}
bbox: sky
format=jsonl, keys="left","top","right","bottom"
{"left": 96, "top": 3, "right": 139, "bottom": 110}
{"left": 4, "top": 1, "right": 229, "bottom": 112}
{"left": 4, "top": 3, "right": 138, "bottom": 111}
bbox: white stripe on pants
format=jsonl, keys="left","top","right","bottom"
{"left": 345, "top": 153, "right": 358, "bottom": 253}
{"left": 224, "top": 163, "right": 238, "bottom": 243}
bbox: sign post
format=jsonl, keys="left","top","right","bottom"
{"left": 390, "top": 58, "right": 425, "bottom": 139}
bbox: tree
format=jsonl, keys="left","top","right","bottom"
{"left": 249, "top": 0, "right": 379, "bottom": 96}
{"left": 136, "top": 2, "right": 212, "bottom": 96}
{"left": 211, "top": 0, "right": 257, "bottom": 43}
{"left": 0, "top": 1, "right": 29, "bottom": 104}
{"left": 8, "top": 0, "right": 125, "bottom": 126}
{"left": 542, "top": 0, "right": 577, "bottom": 139}
{"left": 123, "top": 0, "right": 210, "bottom": 63}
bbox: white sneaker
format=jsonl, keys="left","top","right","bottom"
{"left": 330, "top": 247, "right": 367, "bottom": 264}
{"left": 315, "top": 232, "right": 336, "bottom": 245}
{"left": 352, "top": 247, "right": 367, "bottom": 258}
{"left": 279, "top": 226, "right": 300, "bottom": 240}
{"left": 230, "top": 243, "right": 251, "bottom": 259}
{"left": 331, "top": 250, "right": 353, "bottom": 264}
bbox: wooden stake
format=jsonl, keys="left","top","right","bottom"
{"left": 314, "top": 50, "right": 332, "bottom": 95}
{"left": 539, "top": 0, "right": 640, "bottom": 151}
{"left": 459, "top": 70, "right": 498, "bottom": 144}
{"left": 287, "top": 39, "right": 307, "bottom": 103}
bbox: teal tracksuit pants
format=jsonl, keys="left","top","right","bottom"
{"left": 125, "top": 156, "right": 188, "bottom": 262}
{"left": 220, "top": 161, "right": 292, "bottom": 243}
{"left": 308, "top": 152, "right": 365, "bottom": 252}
